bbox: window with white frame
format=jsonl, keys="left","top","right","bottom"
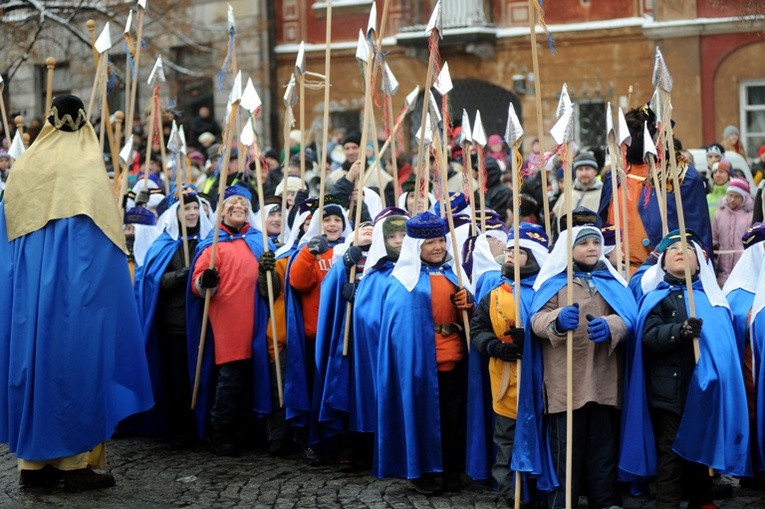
{"left": 741, "top": 80, "right": 765, "bottom": 160}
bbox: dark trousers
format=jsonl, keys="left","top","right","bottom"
{"left": 159, "top": 332, "right": 195, "bottom": 437}
{"left": 547, "top": 403, "right": 622, "bottom": 509}
{"left": 438, "top": 363, "right": 467, "bottom": 475}
{"left": 295, "top": 339, "right": 316, "bottom": 447}
{"left": 652, "top": 408, "right": 712, "bottom": 509}
{"left": 210, "top": 359, "right": 251, "bottom": 430}
{"left": 267, "top": 350, "right": 287, "bottom": 443}
{"left": 493, "top": 414, "right": 516, "bottom": 498}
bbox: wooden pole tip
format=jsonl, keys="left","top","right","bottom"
{"left": 14, "top": 116, "right": 24, "bottom": 128}
{"left": 22, "top": 133, "right": 30, "bottom": 146}
{"left": 46, "top": 57, "right": 57, "bottom": 68}
{"left": 114, "top": 110, "right": 125, "bottom": 123}
{"left": 86, "top": 20, "right": 96, "bottom": 30}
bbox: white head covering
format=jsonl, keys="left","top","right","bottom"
{"left": 297, "top": 204, "right": 353, "bottom": 249}
{"left": 127, "top": 177, "right": 164, "bottom": 210}
{"left": 391, "top": 233, "right": 473, "bottom": 293}
{"left": 533, "top": 225, "right": 627, "bottom": 291}
{"left": 155, "top": 196, "right": 213, "bottom": 241}
{"left": 640, "top": 241, "right": 727, "bottom": 309}
{"left": 470, "top": 232, "right": 503, "bottom": 284}
{"left": 133, "top": 223, "right": 161, "bottom": 267}
{"left": 749, "top": 262, "right": 765, "bottom": 326}
{"left": 397, "top": 191, "right": 437, "bottom": 213}
{"left": 253, "top": 203, "right": 281, "bottom": 236}
{"left": 363, "top": 187, "right": 383, "bottom": 220}
{"left": 275, "top": 209, "right": 310, "bottom": 258}
{"left": 723, "top": 241, "right": 765, "bottom": 296}
{"left": 275, "top": 176, "right": 303, "bottom": 196}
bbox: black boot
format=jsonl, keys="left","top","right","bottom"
{"left": 209, "top": 426, "right": 238, "bottom": 457}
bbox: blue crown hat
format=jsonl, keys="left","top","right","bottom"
{"left": 601, "top": 222, "right": 617, "bottom": 247}
{"left": 508, "top": 222, "right": 549, "bottom": 249}
{"left": 374, "top": 206, "right": 409, "bottom": 223}
{"left": 223, "top": 184, "right": 252, "bottom": 203}
{"left": 406, "top": 211, "right": 447, "bottom": 239}
{"left": 124, "top": 206, "right": 157, "bottom": 226}
{"left": 742, "top": 222, "right": 765, "bottom": 248}
{"left": 433, "top": 192, "right": 469, "bottom": 217}
{"left": 180, "top": 184, "right": 199, "bottom": 204}
{"left": 655, "top": 228, "right": 704, "bottom": 254}
{"left": 452, "top": 214, "right": 472, "bottom": 230}
{"left": 297, "top": 197, "right": 318, "bottom": 215}
{"left": 484, "top": 217, "right": 508, "bottom": 233}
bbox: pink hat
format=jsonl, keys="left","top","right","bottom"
{"left": 487, "top": 134, "right": 504, "bottom": 146}
{"left": 726, "top": 177, "right": 750, "bottom": 198}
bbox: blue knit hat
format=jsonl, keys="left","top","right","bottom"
{"left": 406, "top": 211, "right": 447, "bottom": 239}
{"left": 223, "top": 184, "right": 252, "bottom": 203}
{"left": 655, "top": 228, "right": 703, "bottom": 253}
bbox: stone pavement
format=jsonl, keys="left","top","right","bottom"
{"left": 0, "top": 437, "right": 763, "bottom": 508}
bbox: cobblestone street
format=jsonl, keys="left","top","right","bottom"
{"left": 0, "top": 437, "right": 763, "bottom": 508}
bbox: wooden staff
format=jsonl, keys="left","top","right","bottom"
{"left": 21, "top": 133, "right": 30, "bottom": 149}
{"left": 413, "top": 33, "right": 438, "bottom": 214}
{"left": 366, "top": 108, "right": 387, "bottom": 208}
{"left": 317, "top": 0, "right": 333, "bottom": 228}
{"left": 432, "top": 127, "right": 471, "bottom": 348}
{"left": 527, "top": 1, "right": 551, "bottom": 243}
{"left": 342, "top": 34, "right": 376, "bottom": 357}
{"left": 299, "top": 72, "right": 306, "bottom": 185}
{"left": 647, "top": 154, "right": 668, "bottom": 236}
{"left": 279, "top": 106, "right": 294, "bottom": 242}
{"left": 619, "top": 144, "right": 631, "bottom": 276}
{"left": 563, "top": 143, "right": 574, "bottom": 509}
{"left": 156, "top": 111, "right": 170, "bottom": 195}
{"left": 606, "top": 109, "right": 625, "bottom": 278}
{"left": 245, "top": 115, "right": 285, "bottom": 407}
{"left": 143, "top": 87, "right": 160, "bottom": 191}
{"left": 0, "top": 81, "right": 10, "bottom": 148}
{"left": 191, "top": 99, "right": 240, "bottom": 409}
{"left": 45, "top": 57, "right": 56, "bottom": 113}
{"left": 363, "top": 102, "right": 411, "bottom": 175}
{"left": 87, "top": 20, "right": 121, "bottom": 169}
{"left": 386, "top": 95, "right": 401, "bottom": 204}
{"left": 112, "top": 111, "right": 124, "bottom": 200}
{"left": 476, "top": 147, "right": 487, "bottom": 231}
{"left": 14, "top": 116, "right": 24, "bottom": 143}
{"left": 86, "top": 56, "right": 107, "bottom": 120}
{"left": 126, "top": 5, "right": 146, "bottom": 146}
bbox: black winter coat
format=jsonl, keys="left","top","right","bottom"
{"left": 641, "top": 274, "right": 698, "bottom": 415}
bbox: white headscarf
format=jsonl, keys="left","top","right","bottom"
{"left": 723, "top": 241, "right": 765, "bottom": 296}
{"left": 749, "top": 261, "right": 765, "bottom": 326}
{"left": 397, "top": 191, "right": 437, "bottom": 213}
{"left": 133, "top": 223, "right": 161, "bottom": 267}
{"left": 363, "top": 187, "right": 383, "bottom": 220}
{"left": 275, "top": 209, "right": 310, "bottom": 258}
{"left": 155, "top": 196, "right": 213, "bottom": 241}
{"left": 297, "top": 204, "right": 353, "bottom": 249}
{"left": 391, "top": 233, "right": 473, "bottom": 293}
{"left": 533, "top": 225, "right": 627, "bottom": 291}
{"left": 507, "top": 235, "right": 551, "bottom": 269}
{"left": 640, "top": 241, "right": 729, "bottom": 309}
{"left": 470, "top": 231, "right": 503, "bottom": 284}
{"left": 253, "top": 203, "right": 280, "bottom": 237}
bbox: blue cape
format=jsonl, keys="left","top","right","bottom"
{"left": 466, "top": 274, "right": 536, "bottom": 483}
{"left": 511, "top": 268, "right": 637, "bottom": 492}
{"left": 726, "top": 288, "right": 753, "bottom": 366}
{"left": 185, "top": 226, "right": 274, "bottom": 438}
{"left": 0, "top": 207, "right": 154, "bottom": 460}
{"left": 283, "top": 239, "right": 343, "bottom": 427}
{"left": 752, "top": 306, "right": 765, "bottom": 472}
{"left": 620, "top": 280, "right": 751, "bottom": 477}
{"left": 312, "top": 259, "right": 351, "bottom": 444}
{"left": 349, "top": 261, "right": 394, "bottom": 433}
{"left": 628, "top": 263, "right": 651, "bottom": 302}
{"left": 599, "top": 163, "right": 713, "bottom": 257}
{"left": 374, "top": 263, "right": 461, "bottom": 479}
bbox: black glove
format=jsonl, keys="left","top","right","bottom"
{"left": 175, "top": 267, "right": 190, "bottom": 284}
{"left": 259, "top": 251, "right": 276, "bottom": 272}
{"left": 680, "top": 317, "right": 703, "bottom": 340}
{"left": 343, "top": 246, "right": 364, "bottom": 268}
{"left": 307, "top": 235, "right": 330, "bottom": 255}
{"left": 502, "top": 327, "right": 525, "bottom": 350}
{"left": 487, "top": 340, "right": 522, "bottom": 362}
{"left": 341, "top": 282, "right": 356, "bottom": 303}
{"left": 199, "top": 268, "right": 220, "bottom": 289}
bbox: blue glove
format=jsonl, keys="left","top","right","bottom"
{"left": 586, "top": 313, "right": 611, "bottom": 343}
{"left": 555, "top": 303, "right": 579, "bottom": 332}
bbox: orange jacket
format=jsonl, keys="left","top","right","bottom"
{"left": 288, "top": 244, "right": 335, "bottom": 340}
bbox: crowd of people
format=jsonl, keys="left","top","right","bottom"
{"left": 1, "top": 94, "right": 765, "bottom": 509}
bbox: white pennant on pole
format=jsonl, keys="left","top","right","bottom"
{"left": 433, "top": 62, "right": 453, "bottom": 96}
{"left": 8, "top": 131, "right": 25, "bottom": 160}
{"left": 617, "top": 107, "right": 631, "bottom": 147}
{"left": 472, "top": 111, "right": 487, "bottom": 147}
{"left": 425, "top": 0, "right": 443, "bottom": 38}
{"left": 95, "top": 22, "right": 113, "bottom": 54}
{"left": 461, "top": 109, "right": 472, "bottom": 144}
{"left": 405, "top": 85, "right": 420, "bottom": 111}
